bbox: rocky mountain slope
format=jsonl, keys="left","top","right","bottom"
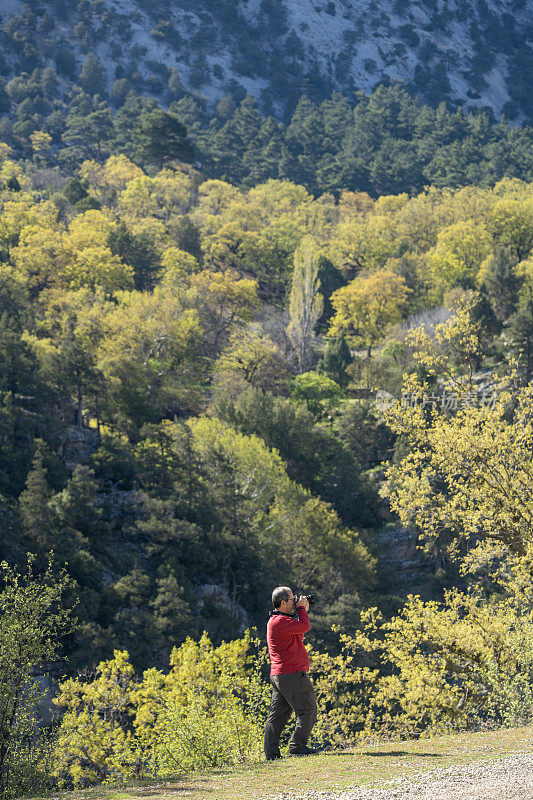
{"left": 0, "top": 0, "right": 531, "bottom": 120}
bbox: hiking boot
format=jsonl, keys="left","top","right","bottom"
{"left": 266, "top": 751, "right": 282, "bottom": 760}
{"left": 288, "top": 746, "right": 318, "bottom": 756}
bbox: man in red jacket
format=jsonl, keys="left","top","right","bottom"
{"left": 264, "top": 586, "right": 318, "bottom": 760}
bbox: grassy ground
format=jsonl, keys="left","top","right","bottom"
{"left": 37, "top": 725, "right": 533, "bottom": 800}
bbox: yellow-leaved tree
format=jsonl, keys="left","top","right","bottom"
{"left": 62, "top": 209, "right": 134, "bottom": 292}
{"left": 182, "top": 269, "right": 259, "bottom": 355}
{"left": 96, "top": 287, "right": 202, "bottom": 427}
{"left": 214, "top": 325, "right": 289, "bottom": 395}
{"left": 342, "top": 303, "right": 533, "bottom": 736}
{"left": 80, "top": 155, "right": 144, "bottom": 205}
{"left": 429, "top": 220, "right": 492, "bottom": 292}
{"left": 329, "top": 269, "right": 410, "bottom": 357}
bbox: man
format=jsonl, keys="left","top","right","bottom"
{"left": 263, "top": 586, "right": 318, "bottom": 760}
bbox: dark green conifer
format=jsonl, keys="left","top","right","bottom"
{"left": 132, "top": 108, "right": 193, "bottom": 169}
{"left": 318, "top": 333, "right": 353, "bottom": 387}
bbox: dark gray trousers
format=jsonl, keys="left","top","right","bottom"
{"left": 263, "top": 671, "right": 318, "bottom": 757}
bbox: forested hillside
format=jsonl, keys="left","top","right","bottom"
{"left": 2, "top": 149, "right": 533, "bottom": 786}
{"left": 0, "top": 8, "right": 533, "bottom": 788}
{"left": 0, "top": 0, "right": 531, "bottom": 120}
{"left": 1, "top": 79, "right": 533, "bottom": 198}
{"left": 0, "top": 4, "right": 533, "bottom": 199}
{"left": 1, "top": 123, "right": 532, "bottom": 673}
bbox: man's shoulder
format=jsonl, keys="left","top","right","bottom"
{"left": 268, "top": 610, "right": 306, "bottom": 630}
{"left": 268, "top": 611, "right": 289, "bottom": 627}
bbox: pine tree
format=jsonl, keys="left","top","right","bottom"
{"left": 79, "top": 53, "right": 106, "bottom": 96}
{"left": 285, "top": 95, "right": 324, "bottom": 191}
{"left": 52, "top": 465, "right": 106, "bottom": 545}
{"left": 316, "top": 92, "right": 353, "bottom": 192}
{"left": 150, "top": 574, "right": 192, "bottom": 641}
{"left": 112, "top": 93, "right": 157, "bottom": 155}
{"left": 108, "top": 222, "right": 161, "bottom": 291}
{"left": 318, "top": 332, "right": 352, "bottom": 387}
{"left": 62, "top": 92, "right": 113, "bottom": 163}
{"left": 132, "top": 109, "right": 193, "bottom": 169}
{"left": 210, "top": 95, "right": 262, "bottom": 183}
{"left": 481, "top": 246, "right": 521, "bottom": 321}
{"left": 167, "top": 68, "right": 185, "bottom": 102}
{"left": 508, "top": 294, "right": 533, "bottom": 380}
{"left": 19, "top": 440, "right": 57, "bottom": 553}
{"left": 242, "top": 116, "right": 285, "bottom": 186}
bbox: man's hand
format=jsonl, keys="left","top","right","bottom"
{"left": 296, "top": 596, "right": 309, "bottom": 612}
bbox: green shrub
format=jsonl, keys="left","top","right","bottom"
{"left": 0, "top": 558, "right": 73, "bottom": 798}
{"left": 50, "top": 631, "right": 269, "bottom": 786}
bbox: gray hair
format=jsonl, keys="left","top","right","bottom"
{"left": 272, "top": 586, "right": 292, "bottom": 608}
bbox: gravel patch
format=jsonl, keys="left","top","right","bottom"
{"left": 271, "top": 752, "right": 533, "bottom": 800}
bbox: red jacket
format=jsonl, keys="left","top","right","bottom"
{"left": 267, "top": 608, "right": 311, "bottom": 675}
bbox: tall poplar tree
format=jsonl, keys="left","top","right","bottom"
{"left": 287, "top": 236, "right": 323, "bottom": 373}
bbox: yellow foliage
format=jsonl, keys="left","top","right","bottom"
{"left": 384, "top": 381, "right": 533, "bottom": 563}
{"left": 515, "top": 256, "right": 533, "bottom": 297}
{"left": 204, "top": 221, "right": 261, "bottom": 270}
{"left": 394, "top": 187, "right": 455, "bottom": 252}
{"left": 0, "top": 197, "right": 57, "bottom": 249}
{"left": 338, "top": 189, "right": 374, "bottom": 219}
{"left": 7, "top": 207, "right": 136, "bottom": 294}
{"left": 308, "top": 634, "right": 379, "bottom": 746}
{"left": 351, "top": 583, "right": 533, "bottom": 736}
{"left": 65, "top": 209, "right": 117, "bottom": 250}
{"left": 183, "top": 269, "right": 259, "bottom": 348}
{"left": 49, "top": 634, "right": 269, "bottom": 785}
{"left": 404, "top": 299, "right": 481, "bottom": 389}
{"left": 214, "top": 325, "right": 287, "bottom": 394}
{"left": 429, "top": 220, "right": 491, "bottom": 290}
{"left": 41, "top": 210, "right": 134, "bottom": 292}
{"left": 374, "top": 193, "right": 409, "bottom": 214}
{"left": 98, "top": 287, "right": 201, "bottom": 372}
{"left": 247, "top": 179, "right": 313, "bottom": 218}
{"left": 30, "top": 130, "right": 52, "bottom": 153}
{"left": 493, "top": 176, "right": 532, "bottom": 199}
{"left": 50, "top": 650, "right": 141, "bottom": 786}
{"left": 0, "top": 159, "right": 31, "bottom": 191}
{"left": 11, "top": 224, "right": 65, "bottom": 293}
{"left": 288, "top": 235, "right": 323, "bottom": 371}
{"left": 118, "top": 175, "right": 158, "bottom": 219}
{"left": 80, "top": 155, "right": 144, "bottom": 198}
{"left": 329, "top": 269, "right": 410, "bottom": 353}
{"left": 486, "top": 196, "right": 533, "bottom": 260}
{"left": 0, "top": 142, "right": 13, "bottom": 163}
{"left": 378, "top": 301, "right": 533, "bottom": 569}
{"left": 159, "top": 247, "right": 199, "bottom": 286}
{"left": 150, "top": 168, "right": 195, "bottom": 218}
{"left": 197, "top": 179, "right": 242, "bottom": 216}
{"left": 78, "top": 159, "right": 105, "bottom": 194}
{"left": 127, "top": 216, "right": 169, "bottom": 248}
{"left": 340, "top": 303, "right": 533, "bottom": 737}
{"left": 328, "top": 215, "right": 404, "bottom": 272}
{"left": 64, "top": 246, "right": 133, "bottom": 292}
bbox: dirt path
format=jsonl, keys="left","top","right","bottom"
{"left": 273, "top": 752, "right": 533, "bottom": 800}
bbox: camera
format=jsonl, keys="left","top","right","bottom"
{"left": 294, "top": 593, "right": 315, "bottom": 606}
